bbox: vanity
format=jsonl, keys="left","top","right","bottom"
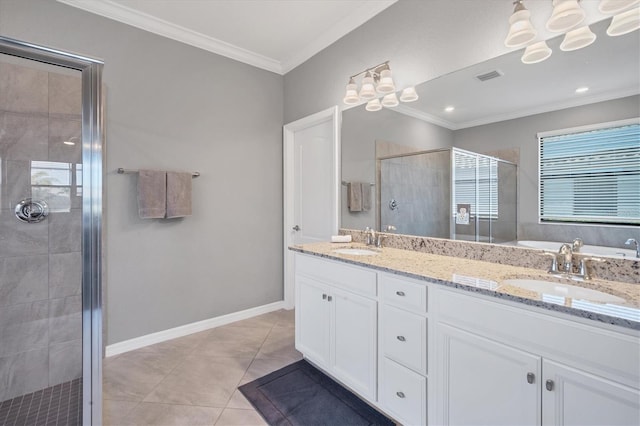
{"left": 290, "top": 243, "right": 640, "bottom": 426}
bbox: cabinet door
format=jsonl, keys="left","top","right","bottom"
{"left": 542, "top": 359, "right": 640, "bottom": 426}
{"left": 435, "top": 323, "right": 541, "bottom": 426}
{"left": 331, "top": 287, "right": 377, "bottom": 401}
{"left": 295, "top": 276, "right": 331, "bottom": 368}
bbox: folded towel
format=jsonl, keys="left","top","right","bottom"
{"left": 362, "top": 183, "right": 371, "bottom": 212}
{"left": 348, "top": 182, "right": 363, "bottom": 212}
{"left": 138, "top": 170, "right": 166, "bottom": 219}
{"left": 166, "top": 172, "right": 192, "bottom": 218}
{"left": 331, "top": 235, "right": 352, "bottom": 243}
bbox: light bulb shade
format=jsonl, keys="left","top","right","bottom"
{"left": 521, "top": 41, "right": 552, "bottom": 64}
{"left": 599, "top": 0, "right": 639, "bottom": 14}
{"left": 560, "top": 25, "right": 597, "bottom": 51}
{"left": 504, "top": 7, "right": 538, "bottom": 47}
{"left": 376, "top": 69, "right": 396, "bottom": 93}
{"left": 399, "top": 87, "right": 419, "bottom": 102}
{"left": 359, "top": 73, "right": 377, "bottom": 100}
{"left": 365, "top": 99, "right": 382, "bottom": 112}
{"left": 546, "top": 0, "right": 586, "bottom": 32}
{"left": 343, "top": 80, "right": 360, "bottom": 105}
{"left": 607, "top": 7, "right": 640, "bottom": 36}
{"left": 381, "top": 93, "right": 399, "bottom": 108}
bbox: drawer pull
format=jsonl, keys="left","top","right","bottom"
{"left": 396, "top": 335, "right": 406, "bottom": 342}
{"left": 396, "top": 391, "right": 406, "bottom": 398}
{"left": 396, "top": 291, "right": 405, "bottom": 296}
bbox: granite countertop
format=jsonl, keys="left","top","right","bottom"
{"left": 290, "top": 242, "right": 640, "bottom": 330}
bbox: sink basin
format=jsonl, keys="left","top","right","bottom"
{"left": 502, "top": 279, "right": 625, "bottom": 303}
{"left": 331, "top": 248, "right": 379, "bottom": 256}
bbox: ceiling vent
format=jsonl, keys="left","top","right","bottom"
{"left": 475, "top": 70, "right": 504, "bottom": 82}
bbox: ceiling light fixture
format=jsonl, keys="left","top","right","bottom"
{"left": 599, "top": 0, "right": 639, "bottom": 14}
{"left": 547, "top": 0, "right": 586, "bottom": 32}
{"left": 505, "top": 1, "right": 538, "bottom": 47}
{"left": 575, "top": 86, "right": 589, "bottom": 93}
{"left": 342, "top": 61, "right": 418, "bottom": 111}
{"left": 521, "top": 40, "right": 553, "bottom": 64}
{"left": 560, "top": 25, "right": 597, "bottom": 50}
{"left": 607, "top": 7, "right": 640, "bottom": 36}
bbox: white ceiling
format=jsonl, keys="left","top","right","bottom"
{"left": 56, "top": 0, "right": 397, "bottom": 74}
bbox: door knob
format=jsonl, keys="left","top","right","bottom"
{"left": 292, "top": 225, "right": 300, "bottom": 231}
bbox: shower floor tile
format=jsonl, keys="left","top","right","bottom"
{"left": 0, "top": 378, "right": 81, "bottom": 426}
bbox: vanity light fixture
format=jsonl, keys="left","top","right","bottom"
{"left": 343, "top": 61, "right": 418, "bottom": 111}
{"left": 560, "top": 25, "right": 597, "bottom": 50}
{"left": 606, "top": 7, "right": 640, "bottom": 35}
{"left": 521, "top": 40, "right": 553, "bottom": 64}
{"left": 547, "top": 0, "right": 586, "bottom": 32}
{"left": 599, "top": 0, "right": 639, "bottom": 14}
{"left": 575, "top": 86, "right": 589, "bottom": 93}
{"left": 505, "top": 1, "right": 538, "bottom": 47}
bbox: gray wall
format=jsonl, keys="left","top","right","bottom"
{"left": 454, "top": 95, "right": 640, "bottom": 248}
{"left": 0, "top": 0, "right": 284, "bottom": 344}
{"left": 341, "top": 105, "right": 453, "bottom": 231}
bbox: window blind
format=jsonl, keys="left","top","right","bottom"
{"left": 453, "top": 153, "right": 498, "bottom": 218}
{"left": 539, "top": 123, "right": 640, "bottom": 225}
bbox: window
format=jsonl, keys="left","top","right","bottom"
{"left": 31, "top": 161, "right": 82, "bottom": 212}
{"left": 538, "top": 120, "right": 640, "bottom": 225}
{"left": 453, "top": 151, "right": 498, "bottom": 219}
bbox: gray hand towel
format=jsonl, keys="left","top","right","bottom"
{"left": 362, "top": 183, "right": 371, "bottom": 212}
{"left": 166, "top": 172, "right": 192, "bottom": 218}
{"left": 348, "top": 182, "right": 363, "bottom": 212}
{"left": 138, "top": 170, "right": 166, "bottom": 219}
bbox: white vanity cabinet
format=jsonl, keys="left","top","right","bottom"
{"left": 294, "top": 254, "right": 378, "bottom": 401}
{"left": 433, "top": 287, "right": 640, "bottom": 426}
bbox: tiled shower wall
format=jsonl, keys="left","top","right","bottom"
{"left": 0, "top": 58, "right": 82, "bottom": 401}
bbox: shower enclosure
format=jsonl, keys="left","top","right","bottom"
{"left": 378, "top": 147, "right": 517, "bottom": 243}
{"left": 0, "top": 37, "right": 103, "bottom": 424}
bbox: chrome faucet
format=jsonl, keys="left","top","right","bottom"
{"left": 572, "top": 238, "right": 583, "bottom": 253}
{"left": 558, "top": 243, "right": 573, "bottom": 273}
{"left": 364, "top": 227, "right": 376, "bottom": 246}
{"left": 625, "top": 238, "right": 639, "bottom": 258}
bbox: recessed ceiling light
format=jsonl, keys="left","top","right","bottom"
{"left": 445, "top": 106, "right": 455, "bottom": 112}
{"left": 575, "top": 86, "right": 589, "bottom": 93}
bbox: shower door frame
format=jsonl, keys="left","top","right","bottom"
{"left": 0, "top": 36, "right": 104, "bottom": 425}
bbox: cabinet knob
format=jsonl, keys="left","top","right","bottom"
{"left": 396, "top": 335, "right": 406, "bottom": 342}
{"left": 322, "top": 294, "right": 327, "bottom": 300}
{"left": 396, "top": 391, "right": 405, "bottom": 398}
{"left": 327, "top": 295, "right": 333, "bottom": 302}
{"left": 526, "top": 372, "right": 535, "bottom": 384}
{"left": 546, "top": 379, "right": 554, "bottom": 391}
{"left": 396, "top": 291, "right": 405, "bottom": 296}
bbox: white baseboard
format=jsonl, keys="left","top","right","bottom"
{"left": 105, "top": 300, "right": 286, "bottom": 357}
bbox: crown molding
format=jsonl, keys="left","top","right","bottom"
{"left": 394, "top": 104, "right": 458, "bottom": 130}
{"left": 454, "top": 87, "right": 640, "bottom": 130}
{"left": 57, "top": 0, "right": 397, "bottom": 75}
{"left": 57, "top": 0, "right": 282, "bottom": 73}
{"left": 280, "top": 0, "right": 398, "bottom": 74}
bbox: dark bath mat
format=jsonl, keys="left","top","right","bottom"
{"left": 239, "top": 360, "right": 395, "bottom": 426}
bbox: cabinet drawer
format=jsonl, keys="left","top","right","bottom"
{"left": 380, "top": 358, "right": 426, "bottom": 426}
{"left": 295, "top": 253, "right": 377, "bottom": 297}
{"left": 382, "top": 305, "right": 427, "bottom": 375}
{"left": 380, "top": 273, "right": 427, "bottom": 313}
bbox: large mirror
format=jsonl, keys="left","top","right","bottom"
{"left": 341, "top": 19, "right": 639, "bottom": 249}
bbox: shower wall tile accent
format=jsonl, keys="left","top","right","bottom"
{"left": 0, "top": 60, "right": 83, "bottom": 401}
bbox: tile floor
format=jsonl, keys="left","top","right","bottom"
{"left": 103, "top": 309, "right": 300, "bottom": 426}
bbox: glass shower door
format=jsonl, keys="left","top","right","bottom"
{"left": 0, "top": 38, "right": 103, "bottom": 425}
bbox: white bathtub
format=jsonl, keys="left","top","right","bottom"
{"left": 517, "top": 240, "right": 637, "bottom": 259}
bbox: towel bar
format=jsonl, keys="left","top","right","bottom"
{"left": 117, "top": 168, "right": 200, "bottom": 178}
{"left": 341, "top": 181, "right": 374, "bottom": 186}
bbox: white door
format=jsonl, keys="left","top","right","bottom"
{"left": 435, "top": 323, "right": 541, "bottom": 426}
{"left": 284, "top": 107, "right": 340, "bottom": 309}
{"left": 295, "top": 276, "right": 331, "bottom": 368}
{"left": 331, "top": 287, "right": 377, "bottom": 401}
{"left": 542, "top": 359, "right": 640, "bottom": 426}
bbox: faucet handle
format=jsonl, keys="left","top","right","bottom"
{"left": 572, "top": 238, "right": 584, "bottom": 252}
{"left": 385, "top": 225, "right": 397, "bottom": 233}
{"left": 543, "top": 252, "right": 560, "bottom": 274}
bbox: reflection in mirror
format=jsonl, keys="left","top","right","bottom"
{"left": 341, "top": 19, "right": 639, "bottom": 249}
